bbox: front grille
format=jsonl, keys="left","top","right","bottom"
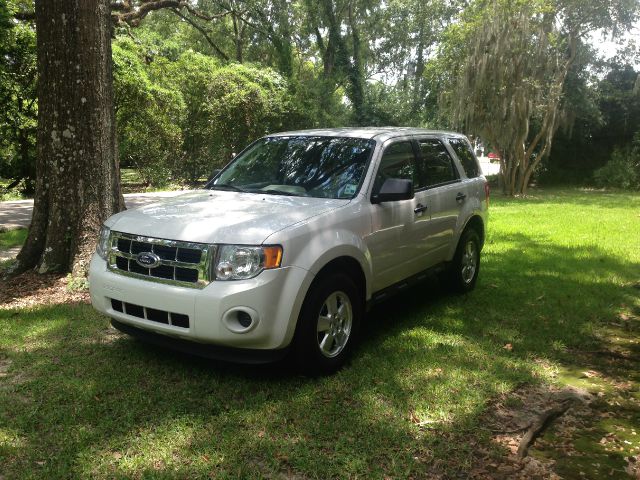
{"left": 110, "top": 298, "right": 190, "bottom": 328}
{"left": 107, "top": 231, "right": 213, "bottom": 288}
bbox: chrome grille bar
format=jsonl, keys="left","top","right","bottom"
{"left": 107, "top": 231, "right": 214, "bottom": 289}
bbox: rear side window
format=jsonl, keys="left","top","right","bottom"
{"left": 373, "top": 141, "right": 423, "bottom": 192}
{"left": 417, "top": 139, "right": 459, "bottom": 187}
{"left": 448, "top": 137, "right": 479, "bottom": 178}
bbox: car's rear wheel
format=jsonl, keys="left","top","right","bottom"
{"left": 442, "top": 228, "right": 481, "bottom": 293}
{"left": 293, "top": 272, "right": 362, "bottom": 374}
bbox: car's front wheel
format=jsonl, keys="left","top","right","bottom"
{"left": 293, "top": 272, "right": 362, "bottom": 374}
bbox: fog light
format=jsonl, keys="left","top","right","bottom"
{"left": 222, "top": 307, "right": 260, "bottom": 333}
{"left": 237, "top": 310, "right": 252, "bottom": 328}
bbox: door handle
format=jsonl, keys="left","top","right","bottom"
{"left": 414, "top": 203, "right": 427, "bottom": 214}
{"left": 456, "top": 192, "right": 467, "bottom": 202}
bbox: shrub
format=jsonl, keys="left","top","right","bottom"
{"left": 593, "top": 133, "right": 640, "bottom": 190}
{"left": 113, "top": 39, "right": 185, "bottom": 187}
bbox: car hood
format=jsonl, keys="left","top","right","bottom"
{"left": 106, "top": 190, "right": 348, "bottom": 244}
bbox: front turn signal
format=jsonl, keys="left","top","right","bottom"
{"left": 263, "top": 246, "right": 283, "bottom": 269}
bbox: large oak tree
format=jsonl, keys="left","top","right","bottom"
{"left": 13, "top": 0, "right": 225, "bottom": 276}
{"left": 15, "top": 0, "right": 123, "bottom": 276}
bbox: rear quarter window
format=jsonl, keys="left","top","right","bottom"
{"left": 449, "top": 138, "right": 480, "bottom": 178}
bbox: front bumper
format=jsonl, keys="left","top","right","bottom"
{"left": 89, "top": 254, "right": 312, "bottom": 353}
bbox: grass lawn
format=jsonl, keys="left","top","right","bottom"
{"left": 0, "top": 228, "right": 27, "bottom": 250}
{"left": 0, "top": 188, "right": 639, "bottom": 478}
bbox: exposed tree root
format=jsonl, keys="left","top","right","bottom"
{"left": 490, "top": 423, "right": 532, "bottom": 435}
{"left": 517, "top": 399, "right": 574, "bottom": 459}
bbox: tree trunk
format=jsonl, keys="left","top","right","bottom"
{"left": 232, "top": 13, "right": 243, "bottom": 63}
{"left": 319, "top": 0, "right": 366, "bottom": 124}
{"left": 347, "top": 4, "right": 366, "bottom": 125}
{"left": 273, "top": 0, "right": 293, "bottom": 78}
{"left": 15, "top": 0, "right": 124, "bottom": 276}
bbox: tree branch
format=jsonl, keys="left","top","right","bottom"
{"left": 113, "top": 0, "right": 187, "bottom": 26}
{"left": 170, "top": 9, "right": 229, "bottom": 61}
{"left": 12, "top": 11, "right": 35, "bottom": 21}
{"left": 184, "top": 4, "right": 230, "bottom": 21}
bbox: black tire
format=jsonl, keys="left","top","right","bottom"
{"left": 293, "top": 272, "right": 362, "bottom": 375}
{"left": 441, "top": 228, "right": 481, "bottom": 293}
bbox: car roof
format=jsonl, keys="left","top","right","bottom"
{"left": 268, "top": 127, "right": 467, "bottom": 143}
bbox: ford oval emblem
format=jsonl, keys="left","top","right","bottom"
{"left": 136, "top": 252, "right": 161, "bottom": 269}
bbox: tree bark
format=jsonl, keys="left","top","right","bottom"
{"left": 16, "top": 0, "right": 124, "bottom": 276}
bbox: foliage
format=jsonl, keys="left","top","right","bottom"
{"left": 593, "top": 131, "right": 640, "bottom": 189}
{"left": 65, "top": 273, "right": 90, "bottom": 291}
{"left": 205, "top": 64, "right": 291, "bottom": 164}
{"left": 0, "top": 1, "right": 36, "bottom": 194}
{"left": 149, "top": 51, "right": 294, "bottom": 182}
{"left": 113, "top": 38, "right": 185, "bottom": 187}
{"left": 545, "top": 61, "right": 640, "bottom": 183}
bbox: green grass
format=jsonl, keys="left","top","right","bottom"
{"left": 0, "top": 188, "right": 639, "bottom": 478}
{"left": 0, "top": 228, "right": 27, "bottom": 250}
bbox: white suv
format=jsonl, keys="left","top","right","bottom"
{"left": 90, "top": 128, "right": 489, "bottom": 373}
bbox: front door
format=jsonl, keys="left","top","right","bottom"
{"left": 366, "top": 140, "right": 427, "bottom": 292}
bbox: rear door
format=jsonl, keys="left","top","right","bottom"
{"left": 414, "top": 137, "right": 465, "bottom": 264}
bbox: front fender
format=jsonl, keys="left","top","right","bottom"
{"left": 264, "top": 205, "right": 373, "bottom": 301}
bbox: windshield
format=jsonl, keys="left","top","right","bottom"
{"left": 210, "top": 136, "right": 375, "bottom": 199}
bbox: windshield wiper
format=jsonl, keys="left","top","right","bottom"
{"left": 209, "top": 184, "right": 246, "bottom": 192}
{"left": 261, "top": 189, "right": 301, "bottom": 197}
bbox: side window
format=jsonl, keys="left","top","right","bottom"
{"left": 449, "top": 137, "right": 480, "bottom": 178}
{"left": 373, "top": 141, "right": 421, "bottom": 192}
{"left": 418, "top": 139, "right": 459, "bottom": 187}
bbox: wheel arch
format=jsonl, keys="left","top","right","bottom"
{"left": 447, "top": 214, "right": 485, "bottom": 261}
{"left": 464, "top": 215, "right": 485, "bottom": 248}
{"left": 311, "top": 256, "right": 367, "bottom": 308}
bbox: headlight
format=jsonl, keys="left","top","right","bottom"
{"left": 214, "top": 245, "right": 282, "bottom": 280}
{"left": 96, "top": 225, "right": 111, "bottom": 260}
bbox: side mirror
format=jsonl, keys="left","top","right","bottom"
{"left": 371, "top": 178, "right": 414, "bottom": 204}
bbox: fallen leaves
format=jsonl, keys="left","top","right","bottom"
{"left": 0, "top": 271, "right": 89, "bottom": 309}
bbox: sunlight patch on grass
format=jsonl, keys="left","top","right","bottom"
{"left": 0, "top": 228, "right": 27, "bottom": 250}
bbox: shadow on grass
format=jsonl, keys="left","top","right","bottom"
{"left": 0, "top": 231, "right": 638, "bottom": 478}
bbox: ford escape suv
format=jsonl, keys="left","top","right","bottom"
{"left": 90, "top": 128, "right": 489, "bottom": 373}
